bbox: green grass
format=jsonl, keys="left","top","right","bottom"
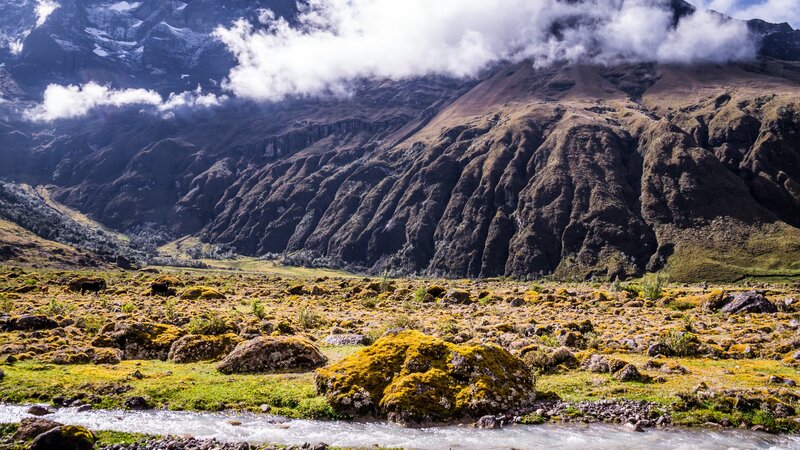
{"left": 665, "top": 224, "right": 800, "bottom": 283}
{"left": 0, "top": 346, "right": 362, "bottom": 419}
{"left": 95, "top": 430, "right": 153, "bottom": 446}
{"left": 537, "top": 354, "right": 800, "bottom": 406}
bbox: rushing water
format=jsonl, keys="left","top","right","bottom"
{"left": 2, "top": 403, "right": 799, "bottom": 450}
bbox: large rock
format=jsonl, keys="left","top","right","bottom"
{"left": 5, "top": 314, "right": 58, "bottom": 331}
{"left": 315, "top": 330, "right": 536, "bottom": 425}
{"left": 168, "top": 333, "right": 242, "bottom": 363}
{"left": 14, "top": 418, "right": 61, "bottom": 441}
{"left": 323, "top": 334, "right": 369, "bottom": 346}
{"left": 30, "top": 425, "right": 95, "bottom": 450}
{"left": 93, "top": 322, "right": 185, "bottom": 361}
{"left": 217, "top": 336, "right": 327, "bottom": 374}
{"left": 719, "top": 291, "right": 777, "bottom": 314}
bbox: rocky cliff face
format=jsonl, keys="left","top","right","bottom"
{"left": 1, "top": 2, "right": 800, "bottom": 281}
{"left": 196, "top": 61, "right": 800, "bottom": 281}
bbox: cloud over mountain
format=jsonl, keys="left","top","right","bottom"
{"left": 26, "top": 83, "right": 227, "bottom": 121}
{"left": 215, "top": 0, "right": 757, "bottom": 101}
{"left": 691, "top": 0, "right": 800, "bottom": 28}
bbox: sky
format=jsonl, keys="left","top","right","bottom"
{"left": 24, "top": 0, "right": 800, "bottom": 121}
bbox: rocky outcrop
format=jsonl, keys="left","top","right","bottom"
{"left": 315, "top": 330, "right": 535, "bottom": 425}
{"left": 217, "top": 336, "right": 327, "bottom": 374}
{"left": 93, "top": 322, "right": 185, "bottom": 361}
{"left": 168, "top": 334, "right": 242, "bottom": 363}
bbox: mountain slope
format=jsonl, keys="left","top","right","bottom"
{"left": 1, "top": 1, "right": 800, "bottom": 281}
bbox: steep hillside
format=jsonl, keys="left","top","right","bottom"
{"left": 1, "top": 1, "right": 800, "bottom": 281}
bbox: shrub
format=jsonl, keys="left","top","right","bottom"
{"left": 642, "top": 274, "right": 666, "bottom": 301}
{"left": 251, "top": 299, "right": 266, "bottom": 319}
{"left": 661, "top": 329, "right": 701, "bottom": 357}
{"left": 298, "top": 307, "right": 324, "bottom": 329}
{"left": 187, "top": 313, "right": 230, "bottom": 335}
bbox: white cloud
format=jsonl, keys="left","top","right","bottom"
{"left": 690, "top": 0, "right": 800, "bottom": 28}
{"left": 26, "top": 83, "right": 227, "bottom": 121}
{"left": 35, "top": 0, "right": 60, "bottom": 28}
{"left": 214, "top": 0, "right": 758, "bottom": 102}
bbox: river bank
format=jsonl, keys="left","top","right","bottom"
{"left": 2, "top": 403, "right": 800, "bottom": 450}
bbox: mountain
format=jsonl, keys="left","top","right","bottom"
{"left": 1, "top": 0, "right": 800, "bottom": 281}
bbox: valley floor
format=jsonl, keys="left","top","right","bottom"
{"left": 1, "top": 265, "right": 800, "bottom": 447}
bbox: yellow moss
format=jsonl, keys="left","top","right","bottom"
{"left": 60, "top": 425, "right": 95, "bottom": 444}
{"left": 180, "top": 286, "right": 226, "bottom": 300}
{"left": 316, "top": 330, "right": 534, "bottom": 423}
{"left": 154, "top": 275, "right": 184, "bottom": 287}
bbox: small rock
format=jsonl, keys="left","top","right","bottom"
{"left": 322, "top": 334, "right": 368, "bottom": 346}
{"left": 475, "top": 415, "right": 502, "bottom": 429}
{"left": 614, "top": 364, "right": 648, "bottom": 383}
{"left": 260, "top": 404, "right": 271, "bottom": 413}
{"left": 509, "top": 297, "right": 525, "bottom": 307}
{"left": 647, "top": 343, "right": 672, "bottom": 357}
{"left": 26, "top": 405, "right": 51, "bottom": 416}
{"left": 624, "top": 422, "right": 644, "bottom": 432}
{"left": 124, "top": 396, "right": 151, "bottom": 410}
{"left": 227, "top": 420, "right": 242, "bottom": 426}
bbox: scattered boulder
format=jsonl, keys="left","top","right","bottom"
{"left": 14, "top": 418, "right": 61, "bottom": 441}
{"left": 614, "top": 364, "right": 649, "bottom": 383}
{"left": 51, "top": 350, "right": 92, "bottom": 365}
{"left": 26, "top": 405, "right": 51, "bottom": 416}
{"left": 286, "top": 284, "right": 308, "bottom": 295}
{"left": 315, "top": 330, "right": 536, "bottom": 425}
{"left": 5, "top": 314, "right": 58, "bottom": 331}
{"left": 30, "top": 425, "right": 95, "bottom": 450}
{"left": 217, "top": 336, "right": 327, "bottom": 374}
{"left": 426, "top": 286, "right": 446, "bottom": 298}
{"left": 180, "top": 286, "right": 226, "bottom": 300}
{"left": 583, "top": 354, "right": 628, "bottom": 374}
{"left": 90, "top": 347, "right": 123, "bottom": 365}
{"left": 442, "top": 289, "right": 472, "bottom": 304}
{"left": 94, "top": 322, "right": 185, "bottom": 361}
{"left": 67, "top": 277, "right": 106, "bottom": 293}
{"left": 124, "top": 396, "right": 151, "bottom": 410}
{"left": 647, "top": 343, "right": 672, "bottom": 357}
{"left": 323, "top": 334, "right": 369, "bottom": 346}
{"left": 523, "top": 346, "right": 578, "bottom": 373}
{"left": 719, "top": 291, "right": 777, "bottom": 314}
{"left": 168, "top": 333, "right": 242, "bottom": 363}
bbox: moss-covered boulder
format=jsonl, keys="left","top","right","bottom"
{"left": 30, "top": 425, "right": 94, "bottom": 450}
{"left": 217, "top": 336, "right": 327, "bottom": 374}
{"left": 315, "top": 330, "right": 535, "bottom": 425}
{"left": 180, "top": 286, "right": 226, "bottom": 300}
{"left": 4, "top": 314, "right": 58, "bottom": 331}
{"left": 168, "top": 333, "right": 242, "bottom": 363}
{"left": 94, "top": 322, "right": 185, "bottom": 361}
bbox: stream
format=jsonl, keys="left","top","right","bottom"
{"left": 2, "top": 403, "right": 799, "bottom": 449}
